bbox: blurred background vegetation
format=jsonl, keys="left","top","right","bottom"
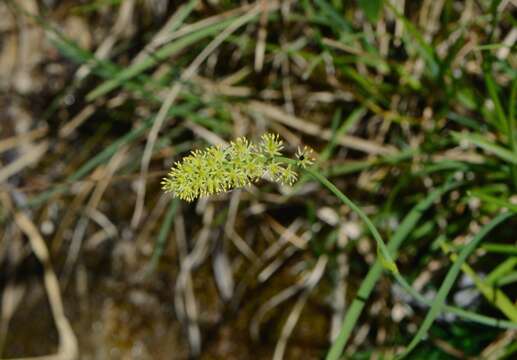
{"left": 0, "top": 0, "right": 516, "bottom": 359}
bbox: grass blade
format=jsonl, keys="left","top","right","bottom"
{"left": 148, "top": 199, "right": 180, "bottom": 272}
{"left": 303, "top": 167, "right": 398, "bottom": 274}
{"left": 357, "top": 0, "right": 383, "bottom": 23}
{"left": 469, "top": 190, "right": 517, "bottom": 212}
{"left": 451, "top": 131, "right": 517, "bottom": 165}
{"left": 86, "top": 16, "right": 244, "bottom": 101}
{"left": 440, "top": 241, "right": 517, "bottom": 322}
{"left": 26, "top": 102, "right": 198, "bottom": 208}
{"left": 399, "top": 212, "right": 513, "bottom": 358}
{"left": 385, "top": 1, "right": 440, "bottom": 78}
{"left": 325, "top": 180, "right": 461, "bottom": 360}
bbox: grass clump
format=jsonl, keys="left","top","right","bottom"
{"left": 2, "top": 0, "right": 517, "bottom": 359}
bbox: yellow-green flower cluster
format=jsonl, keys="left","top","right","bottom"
{"left": 161, "top": 133, "right": 298, "bottom": 202}
{"left": 296, "top": 146, "right": 315, "bottom": 168}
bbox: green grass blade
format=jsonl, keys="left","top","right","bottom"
{"left": 469, "top": 190, "right": 517, "bottom": 212}
{"left": 313, "top": 0, "right": 352, "bottom": 33}
{"left": 303, "top": 167, "right": 398, "bottom": 274}
{"left": 399, "top": 212, "right": 513, "bottom": 358}
{"left": 319, "top": 107, "right": 366, "bottom": 161}
{"left": 509, "top": 78, "right": 517, "bottom": 189}
{"left": 390, "top": 271, "right": 517, "bottom": 329}
{"left": 86, "top": 16, "right": 243, "bottom": 101}
{"left": 484, "top": 67, "right": 508, "bottom": 132}
{"left": 49, "top": 35, "right": 163, "bottom": 97}
{"left": 481, "top": 243, "right": 517, "bottom": 256}
{"left": 441, "top": 241, "right": 517, "bottom": 322}
{"left": 486, "top": 257, "right": 517, "bottom": 285}
{"left": 71, "top": 0, "right": 122, "bottom": 14}
{"left": 498, "top": 271, "right": 517, "bottom": 287}
{"left": 147, "top": 199, "right": 180, "bottom": 272}
{"left": 385, "top": 1, "right": 440, "bottom": 78}
{"left": 161, "top": 0, "right": 198, "bottom": 35}
{"left": 26, "top": 102, "right": 198, "bottom": 208}
{"left": 325, "top": 180, "right": 461, "bottom": 360}
{"left": 357, "top": 0, "right": 383, "bottom": 23}
{"left": 451, "top": 131, "right": 517, "bottom": 165}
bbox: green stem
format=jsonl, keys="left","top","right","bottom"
{"left": 277, "top": 159, "right": 517, "bottom": 359}
{"left": 398, "top": 212, "right": 515, "bottom": 358}
{"left": 280, "top": 158, "right": 398, "bottom": 274}
{"left": 391, "top": 271, "right": 517, "bottom": 329}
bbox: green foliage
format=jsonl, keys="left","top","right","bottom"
{"left": 357, "top": 0, "right": 383, "bottom": 22}
{"left": 7, "top": 0, "right": 517, "bottom": 358}
{"left": 399, "top": 213, "right": 514, "bottom": 358}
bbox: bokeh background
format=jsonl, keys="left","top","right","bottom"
{"left": 1, "top": 0, "right": 516, "bottom": 359}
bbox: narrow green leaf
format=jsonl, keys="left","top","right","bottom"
{"left": 508, "top": 78, "right": 517, "bottom": 189}
{"left": 385, "top": 1, "right": 440, "bottom": 78}
{"left": 486, "top": 258, "right": 517, "bottom": 285}
{"left": 390, "top": 268, "right": 517, "bottom": 329}
{"left": 484, "top": 68, "right": 507, "bottom": 131}
{"left": 399, "top": 212, "right": 513, "bottom": 358}
{"left": 481, "top": 243, "right": 517, "bottom": 256}
{"left": 325, "top": 180, "right": 461, "bottom": 360}
{"left": 303, "top": 167, "right": 398, "bottom": 274}
{"left": 469, "top": 190, "right": 517, "bottom": 212}
{"left": 314, "top": 0, "right": 352, "bottom": 33}
{"left": 499, "top": 271, "right": 517, "bottom": 287}
{"left": 26, "top": 102, "right": 199, "bottom": 208}
{"left": 377, "top": 246, "right": 398, "bottom": 274}
{"left": 451, "top": 131, "right": 517, "bottom": 165}
{"left": 86, "top": 16, "right": 244, "bottom": 101}
{"left": 357, "top": 0, "right": 383, "bottom": 22}
{"left": 441, "top": 241, "right": 517, "bottom": 323}
{"left": 147, "top": 199, "right": 180, "bottom": 273}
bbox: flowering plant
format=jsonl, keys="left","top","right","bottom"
{"left": 161, "top": 133, "right": 313, "bottom": 201}
{"left": 161, "top": 132, "right": 397, "bottom": 275}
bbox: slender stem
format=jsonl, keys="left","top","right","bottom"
{"left": 398, "top": 212, "right": 515, "bottom": 358}
{"left": 392, "top": 271, "right": 517, "bottom": 329}
{"left": 295, "top": 162, "right": 398, "bottom": 273}
{"left": 277, "top": 158, "right": 517, "bottom": 359}
{"left": 278, "top": 157, "right": 397, "bottom": 270}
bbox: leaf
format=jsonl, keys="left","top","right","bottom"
{"left": 147, "top": 199, "right": 180, "bottom": 273}
{"left": 451, "top": 131, "right": 517, "bottom": 165}
{"left": 86, "top": 15, "right": 244, "bottom": 101}
{"left": 326, "top": 180, "right": 462, "bottom": 360}
{"left": 377, "top": 246, "right": 399, "bottom": 274}
{"left": 385, "top": 1, "right": 440, "bottom": 78}
{"left": 398, "top": 212, "right": 513, "bottom": 358}
{"left": 27, "top": 102, "right": 199, "bottom": 208}
{"left": 469, "top": 190, "right": 517, "bottom": 212}
{"left": 358, "top": 0, "right": 383, "bottom": 22}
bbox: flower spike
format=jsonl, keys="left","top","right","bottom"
{"left": 162, "top": 133, "right": 301, "bottom": 201}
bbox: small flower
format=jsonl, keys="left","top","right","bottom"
{"left": 260, "top": 133, "right": 284, "bottom": 158}
{"left": 296, "top": 146, "right": 315, "bottom": 168}
{"left": 161, "top": 133, "right": 304, "bottom": 201}
{"left": 275, "top": 164, "right": 298, "bottom": 186}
